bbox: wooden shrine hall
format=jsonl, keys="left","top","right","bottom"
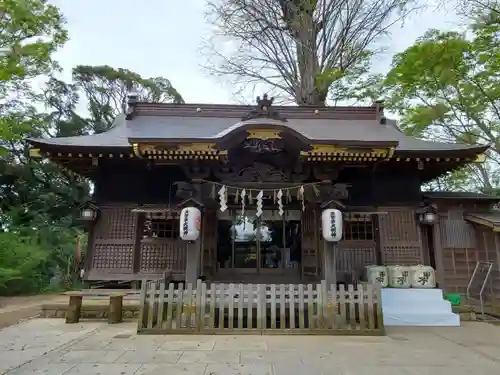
{"left": 26, "top": 94, "right": 500, "bottom": 297}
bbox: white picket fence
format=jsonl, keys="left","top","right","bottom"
{"left": 137, "top": 280, "right": 384, "bottom": 335}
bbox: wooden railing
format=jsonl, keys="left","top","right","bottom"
{"left": 137, "top": 281, "right": 384, "bottom": 335}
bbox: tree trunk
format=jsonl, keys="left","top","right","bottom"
{"left": 294, "top": 14, "right": 324, "bottom": 106}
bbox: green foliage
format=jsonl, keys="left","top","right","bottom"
{"left": 0, "top": 227, "right": 86, "bottom": 295}
{"left": 381, "top": 5, "right": 500, "bottom": 191}
{"left": 73, "top": 65, "right": 184, "bottom": 133}
{"left": 0, "top": 3, "right": 184, "bottom": 295}
{"left": 316, "top": 51, "right": 384, "bottom": 105}
{"left": 0, "top": 0, "right": 67, "bottom": 88}
{"left": 0, "top": 232, "right": 49, "bottom": 295}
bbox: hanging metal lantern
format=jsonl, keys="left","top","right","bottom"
{"left": 79, "top": 202, "right": 99, "bottom": 222}
{"left": 417, "top": 203, "right": 438, "bottom": 225}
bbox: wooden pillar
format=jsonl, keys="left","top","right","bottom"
{"left": 432, "top": 218, "right": 446, "bottom": 290}
{"left": 83, "top": 222, "right": 96, "bottom": 278}
{"left": 132, "top": 213, "right": 145, "bottom": 274}
{"left": 184, "top": 182, "right": 204, "bottom": 286}
{"left": 185, "top": 240, "right": 201, "bottom": 286}
{"left": 373, "top": 213, "right": 382, "bottom": 265}
{"left": 323, "top": 241, "right": 337, "bottom": 286}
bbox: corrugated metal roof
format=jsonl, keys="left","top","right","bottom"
{"left": 465, "top": 211, "right": 500, "bottom": 229}
{"left": 131, "top": 204, "right": 180, "bottom": 213}
{"left": 424, "top": 192, "right": 500, "bottom": 201}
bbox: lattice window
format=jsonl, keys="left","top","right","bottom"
{"left": 343, "top": 213, "right": 374, "bottom": 241}
{"left": 95, "top": 206, "right": 136, "bottom": 240}
{"left": 92, "top": 244, "right": 134, "bottom": 270}
{"left": 142, "top": 213, "right": 179, "bottom": 239}
{"left": 139, "top": 242, "right": 186, "bottom": 272}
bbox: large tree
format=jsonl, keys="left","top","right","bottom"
{"left": 0, "top": 0, "right": 67, "bottom": 87}
{"left": 0, "top": 0, "right": 81, "bottom": 295}
{"left": 72, "top": 65, "right": 184, "bottom": 133}
{"left": 205, "top": 0, "right": 420, "bottom": 105}
{"left": 381, "top": 5, "right": 500, "bottom": 192}
{"left": 0, "top": 0, "right": 67, "bottom": 154}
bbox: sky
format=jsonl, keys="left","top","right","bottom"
{"left": 48, "top": 0, "right": 463, "bottom": 106}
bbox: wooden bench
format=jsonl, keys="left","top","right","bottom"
{"left": 63, "top": 291, "right": 127, "bottom": 324}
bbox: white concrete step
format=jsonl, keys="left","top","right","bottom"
{"left": 383, "top": 313, "right": 460, "bottom": 326}
{"left": 381, "top": 288, "right": 460, "bottom": 327}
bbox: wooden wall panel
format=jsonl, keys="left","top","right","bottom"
{"left": 441, "top": 218, "right": 475, "bottom": 249}
{"left": 336, "top": 242, "right": 376, "bottom": 282}
{"left": 139, "top": 240, "right": 186, "bottom": 273}
{"left": 378, "top": 208, "right": 423, "bottom": 265}
{"left": 437, "top": 214, "right": 500, "bottom": 296}
{"left": 471, "top": 227, "right": 500, "bottom": 298}
{"left": 91, "top": 205, "right": 137, "bottom": 273}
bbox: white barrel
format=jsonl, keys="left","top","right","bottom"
{"left": 410, "top": 265, "right": 436, "bottom": 288}
{"left": 365, "top": 265, "right": 388, "bottom": 287}
{"left": 388, "top": 265, "right": 411, "bottom": 288}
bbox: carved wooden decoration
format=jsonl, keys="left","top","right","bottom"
{"left": 312, "top": 165, "right": 341, "bottom": 181}
{"left": 246, "top": 129, "right": 282, "bottom": 140}
{"left": 241, "top": 94, "right": 287, "bottom": 122}
{"left": 174, "top": 182, "right": 202, "bottom": 200}
{"left": 138, "top": 143, "right": 228, "bottom": 160}
{"left": 214, "top": 162, "right": 290, "bottom": 183}
{"left": 181, "top": 165, "right": 211, "bottom": 180}
{"left": 242, "top": 139, "right": 283, "bottom": 154}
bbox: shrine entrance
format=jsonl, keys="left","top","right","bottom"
{"left": 215, "top": 209, "right": 302, "bottom": 283}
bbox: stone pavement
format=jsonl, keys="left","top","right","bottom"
{"left": 1, "top": 319, "right": 500, "bottom": 374}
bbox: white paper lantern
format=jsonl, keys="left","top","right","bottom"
{"left": 179, "top": 207, "right": 201, "bottom": 241}
{"left": 321, "top": 209, "right": 343, "bottom": 242}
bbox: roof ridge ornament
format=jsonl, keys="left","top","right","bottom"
{"left": 241, "top": 93, "right": 287, "bottom": 122}
{"left": 125, "top": 91, "right": 138, "bottom": 120}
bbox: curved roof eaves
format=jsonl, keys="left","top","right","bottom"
{"left": 26, "top": 114, "right": 130, "bottom": 148}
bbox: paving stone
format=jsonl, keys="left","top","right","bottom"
{"left": 0, "top": 348, "right": 50, "bottom": 372}
{"left": 58, "top": 350, "right": 126, "bottom": 363}
{"left": 3, "top": 319, "right": 500, "bottom": 375}
{"left": 403, "top": 366, "right": 497, "bottom": 375}
{"left": 340, "top": 366, "right": 412, "bottom": 375}
{"left": 240, "top": 350, "right": 303, "bottom": 364}
{"left": 471, "top": 345, "right": 500, "bottom": 361}
{"left": 113, "top": 350, "right": 183, "bottom": 364}
{"left": 62, "top": 363, "right": 141, "bottom": 375}
{"left": 105, "top": 339, "right": 163, "bottom": 351}
{"left": 5, "top": 363, "right": 76, "bottom": 375}
{"left": 205, "top": 363, "right": 273, "bottom": 375}
{"left": 159, "top": 339, "right": 215, "bottom": 351}
{"left": 134, "top": 364, "right": 208, "bottom": 375}
{"left": 213, "top": 336, "right": 267, "bottom": 351}
{"left": 177, "top": 350, "right": 240, "bottom": 364}
{"left": 273, "top": 362, "right": 343, "bottom": 375}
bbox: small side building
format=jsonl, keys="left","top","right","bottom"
{"left": 423, "top": 191, "right": 500, "bottom": 299}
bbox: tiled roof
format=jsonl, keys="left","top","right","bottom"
{"left": 26, "top": 103, "right": 488, "bottom": 154}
